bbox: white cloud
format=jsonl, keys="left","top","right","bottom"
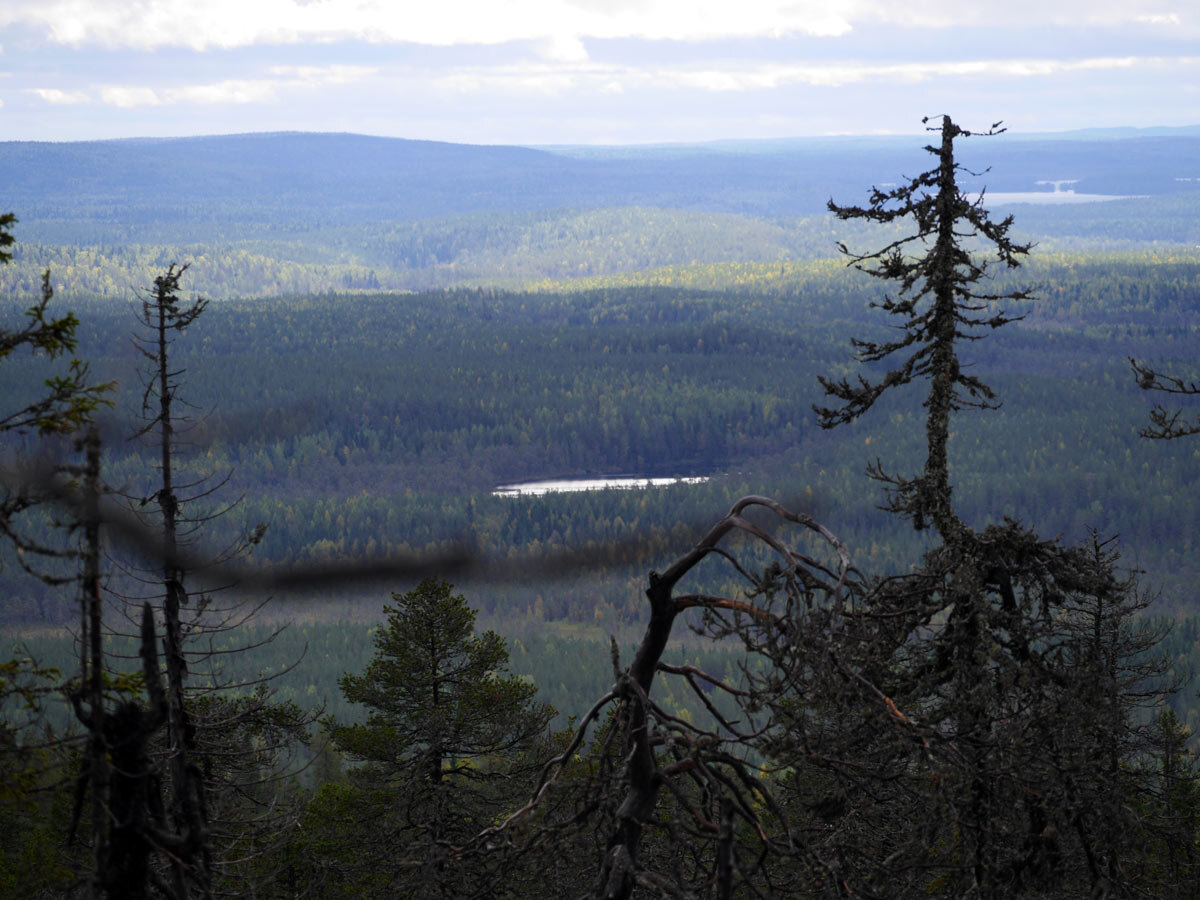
{"left": 538, "top": 35, "right": 589, "bottom": 62}
{"left": 96, "top": 80, "right": 269, "bottom": 107}
{"left": 28, "top": 87, "right": 89, "bottom": 104}
{"left": 267, "top": 64, "right": 379, "bottom": 84}
{"left": 1136, "top": 13, "right": 1180, "bottom": 24}
{"left": 167, "top": 79, "right": 279, "bottom": 104}
{"left": 437, "top": 64, "right": 584, "bottom": 96}
{"left": 70, "top": 52, "right": 1191, "bottom": 113}
{"left": 428, "top": 54, "right": 1192, "bottom": 95}
{"left": 87, "top": 65, "right": 378, "bottom": 108}
{"left": 98, "top": 85, "right": 162, "bottom": 107}
{"left": 4, "top": 0, "right": 1188, "bottom": 52}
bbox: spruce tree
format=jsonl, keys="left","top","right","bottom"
{"left": 816, "top": 114, "right": 1032, "bottom": 537}
{"left": 109, "top": 264, "right": 309, "bottom": 897}
{"left": 1, "top": 212, "right": 111, "bottom": 585}
{"left": 801, "top": 115, "right": 1177, "bottom": 898}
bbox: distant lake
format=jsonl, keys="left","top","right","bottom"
{"left": 493, "top": 476, "right": 709, "bottom": 497}
{"left": 978, "top": 191, "right": 1141, "bottom": 205}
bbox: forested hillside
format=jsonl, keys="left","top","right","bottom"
{"left": 4, "top": 252, "right": 1200, "bottom": 631}
{"left": 0, "top": 129, "right": 1197, "bottom": 300}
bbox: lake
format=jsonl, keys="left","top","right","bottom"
{"left": 978, "top": 189, "right": 1142, "bottom": 205}
{"left": 493, "top": 476, "right": 709, "bottom": 497}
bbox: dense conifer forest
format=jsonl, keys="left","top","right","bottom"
{"left": 3, "top": 124, "right": 1200, "bottom": 897}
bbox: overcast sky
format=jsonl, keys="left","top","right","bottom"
{"left": 0, "top": 0, "right": 1193, "bottom": 145}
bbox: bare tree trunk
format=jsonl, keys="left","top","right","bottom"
{"left": 144, "top": 269, "right": 210, "bottom": 898}
{"left": 81, "top": 428, "right": 109, "bottom": 900}
{"left": 923, "top": 115, "right": 968, "bottom": 544}
{"left": 597, "top": 572, "right": 679, "bottom": 899}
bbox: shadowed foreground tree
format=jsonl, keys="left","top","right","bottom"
{"left": 1, "top": 211, "right": 112, "bottom": 591}
{"left": 799, "top": 114, "right": 1181, "bottom": 898}
{"left": 76, "top": 264, "right": 310, "bottom": 898}
{"left": 310, "top": 578, "right": 555, "bottom": 897}
{"left": 456, "top": 493, "right": 909, "bottom": 899}
{"left": 0, "top": 213, "right": 112, "bottom": 895}
{"left": 0, "top": 655, "right": 77, "bottom": 897}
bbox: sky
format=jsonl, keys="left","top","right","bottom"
{"left": 0, "top": 0, "right": 1194, "bottom": 145}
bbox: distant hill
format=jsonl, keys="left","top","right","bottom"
{"left": 5, "top": 129, "right": 1197, "bottom": 233}
{"left": 0, "top": 128, "right": 1196, "bottom": 298}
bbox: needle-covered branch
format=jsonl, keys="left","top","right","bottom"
{"left": 1, "top": 216, "right": 113, "bottom": 588}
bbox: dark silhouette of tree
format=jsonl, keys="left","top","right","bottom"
{"left": 58, "top": 427, "right": 198, "bottom": 900}
{"left": 95, "top": 264, "right": 309, "bottom": 898}
{"left": 1142, "top": 710, "right": 1200, "bottom": 896}
{"left": 802, "top": 115, "right": 1179, "bottom": 898}
{"left": 460, "top": 495, "right": 886, "bottom": 899}
{"left": 123, "top": 264, "right": 213, "bottom": 897}
{"left": 579, "top": 498, "right": 862, "bottom": 900}
{"left": 314, "top": 577, "right": 554, "bottom": 897}
{"left": 816, "top": 114, "right": 1032, "bottom": 538}
{"left": 0, "top": 214, "right": 112, "bottom": 896}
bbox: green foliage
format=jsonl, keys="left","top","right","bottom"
{"left": 0, "top": 658, "right": 77, "bottom": 898}
{"left": 331, "top": 578, "right": 554, "bottom": 776}
{"left": 311, "top": 579, "right": 556, "bottom": 897}
{"left": 0, "top": 210, "right": 110, "bottom": 433}
{"left": 1141, "top": 711, "right": 1200, "bottom": 894}
{"left": 1, "top": 272, "right": 112, "bottom": 438}
{"left": 0, "top": 213, "right": 15, "bottom": 266}
{"left": 0, "top": 212, "right": 108, "bottom": 893}
{"left": 3, "top": 249, "right": 1200, "bottom": 626}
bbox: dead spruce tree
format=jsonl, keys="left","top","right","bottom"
{"left": 113, "top": 265, "right": 309, "bottom": 898}
{"left": 803, "top": 115, "right": 1177, "bottom": 898}
{"left": 101, "top": 264, "right": 218, "bottom": 897}
{"left": 815, "top": 115, "right": 1033, "bottom": 539}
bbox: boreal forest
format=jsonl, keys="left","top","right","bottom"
{"left": 3, "top": 119, "right": 1200, "bottom": 898}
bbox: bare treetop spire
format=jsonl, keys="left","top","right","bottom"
{"left": 816, "top": 114, "right": 1034, "bottom": 538}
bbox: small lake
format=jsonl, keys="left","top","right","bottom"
{"left": 493, "top": 476, "right": 709, "bottom": 497}
{"left": 977, "top": 191, "right": 1142, "bottom": 205}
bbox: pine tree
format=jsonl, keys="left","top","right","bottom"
{"left": 322, "top": 577, "right": 555, "bottom": 897}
